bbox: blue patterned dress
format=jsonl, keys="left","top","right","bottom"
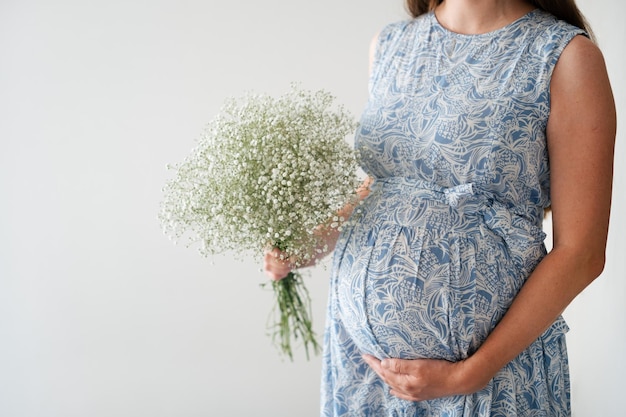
{"left": 321, "top": 10, "right": 585, "bottom": 417}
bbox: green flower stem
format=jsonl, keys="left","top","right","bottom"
{"left": 269, "top": 271, "right": 321, "bottom": 361}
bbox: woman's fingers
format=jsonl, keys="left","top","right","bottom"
{"left": 263, "top": 248, "right": 292, "bottom": 280}
{"left": 361, "top": 354, "right": 469, "bottom": 402}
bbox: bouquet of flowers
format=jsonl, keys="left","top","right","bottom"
{"left": 159, "top": 85, "right": 359, "bottom": 359}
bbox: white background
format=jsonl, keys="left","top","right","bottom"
{"left": 0, "top": 1, "right": 623, "bottom": 416}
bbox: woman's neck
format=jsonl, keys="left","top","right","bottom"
{"left": 434, "top": 0, "right": 535, "bottom": 35}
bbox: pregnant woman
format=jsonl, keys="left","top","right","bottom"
{"left": 264, "top": 0, "right": 616, "bottom": 415}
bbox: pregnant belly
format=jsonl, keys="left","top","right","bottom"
{"left": 335, "top": 219, "right": 523, "bottom": 361}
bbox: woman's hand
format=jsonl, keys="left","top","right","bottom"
{"left": 262, "top": 177, "right": 374, "bottom": 281}
{"left": 362, "top": 354, "right": 488, "bottom": 402}
{"left": 262, "top": 247, "right": 294, "bottom": 281}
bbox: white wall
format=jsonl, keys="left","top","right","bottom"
{"left": 0, "top": 1, "right": 622, "bottom": 416}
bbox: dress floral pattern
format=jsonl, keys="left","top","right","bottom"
{"left": 321, "top": 10, "right": 584, "bottom": 416}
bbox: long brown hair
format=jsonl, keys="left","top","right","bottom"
{"left": 405, "top": 0, "right": 594, "bottom": 39}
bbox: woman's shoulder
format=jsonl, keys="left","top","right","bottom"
{"left": 522, "top": 9, "right": 587, "bottom": 43}
{"left": 377, "top": 13, "right": 431, "bottom": 40}
{"left": 375, "top": 20, "right": 409, "bottom": 46}
{"left": 514, "top": 9, "right": 589, "bottom": 68}
{"left": 372, "top": 14, "right": 432, "bottom": 58}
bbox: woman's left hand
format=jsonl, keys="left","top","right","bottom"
{"left": 362, "top": 354, "right": 486, "bottom": 402}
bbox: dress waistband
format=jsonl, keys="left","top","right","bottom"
{"left": 371, "top": 177, "right": 476, "bottom": 208}
{"left": 370, "top": 177, "right": 546, "bottom": 276}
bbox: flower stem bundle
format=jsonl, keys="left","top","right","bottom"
{"left": 160, "top": 85, "right": 359, "bottom": 359}
{"left": 268, "top": 272, "right": 320, "bottom": 360}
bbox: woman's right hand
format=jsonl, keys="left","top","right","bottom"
{"left": 263, "top": 247, "right": 294, "bottom": 281}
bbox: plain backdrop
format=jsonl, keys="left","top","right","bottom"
{"left": 0, "top": 1, "right": 623, "bottom": 416}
